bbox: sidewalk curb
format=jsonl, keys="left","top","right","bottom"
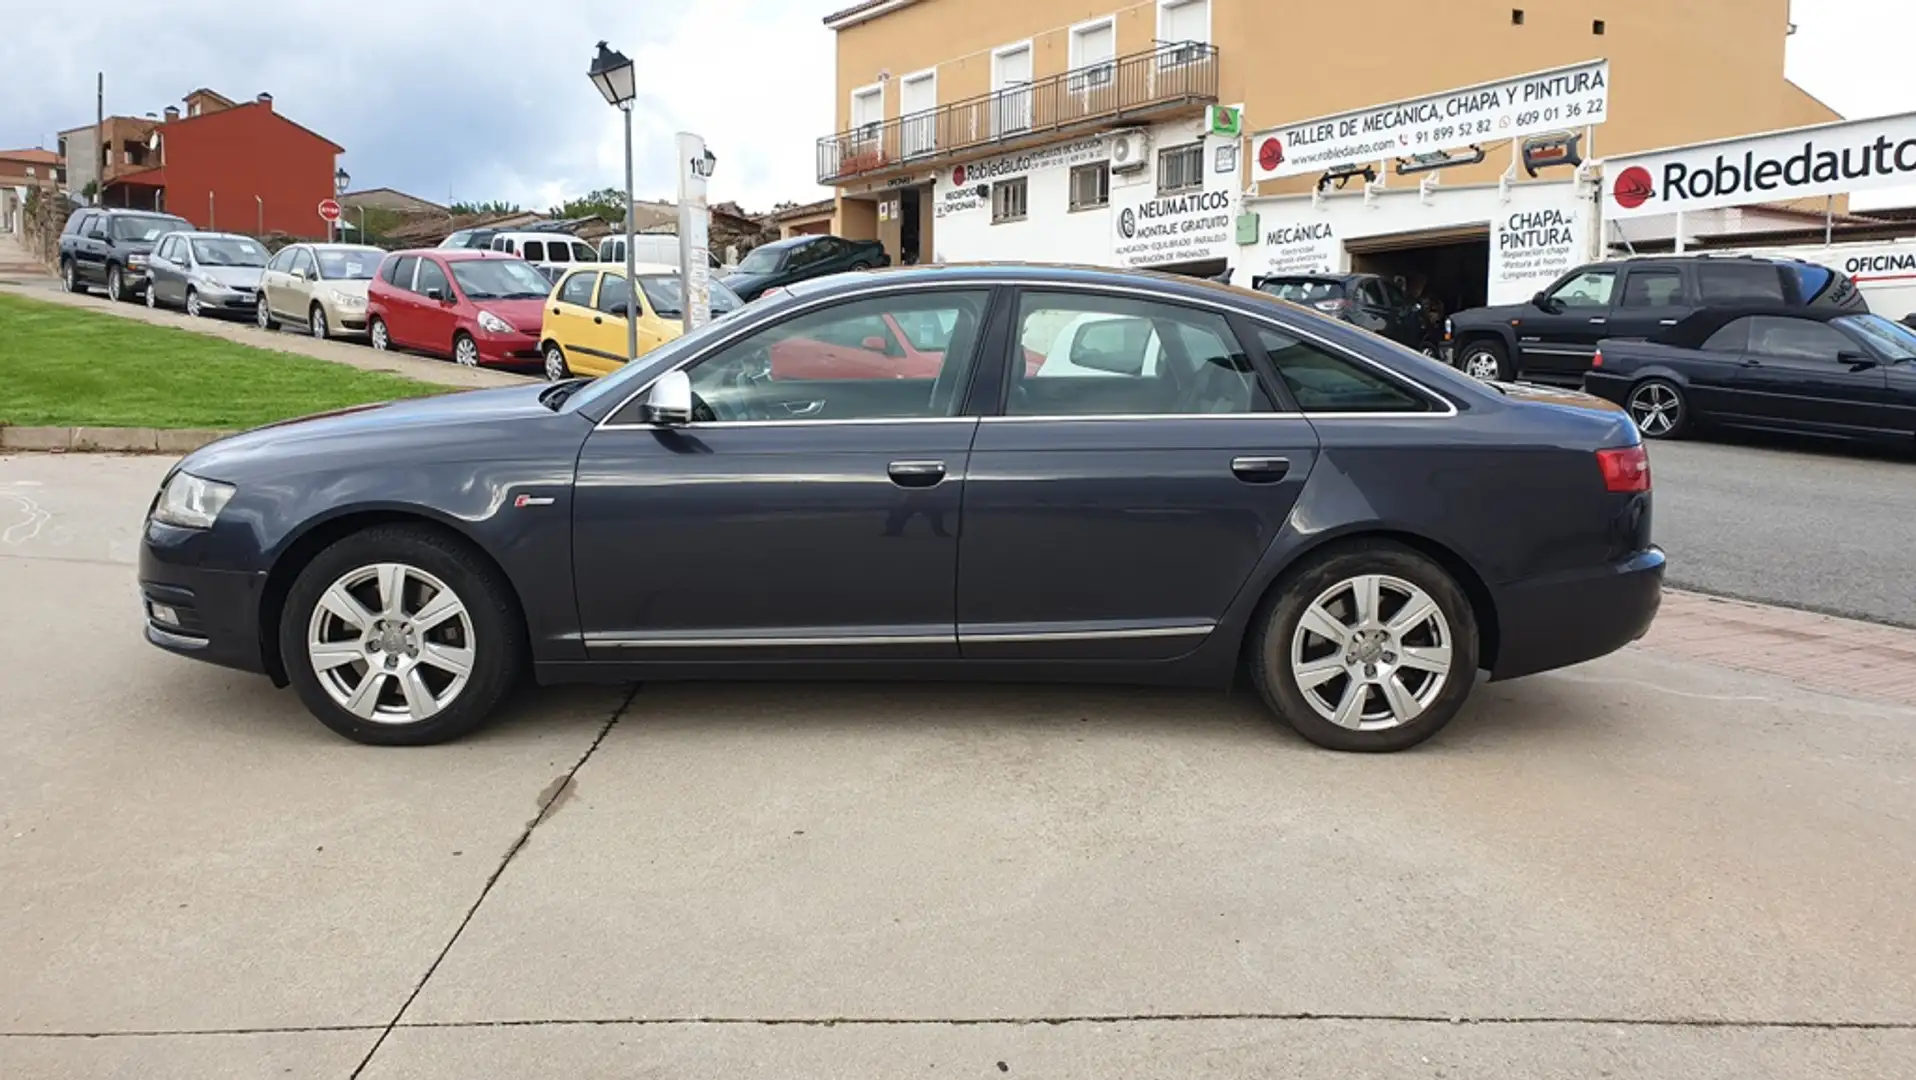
{"left": 0, "top": 425, "right": 233, "bottom": 454}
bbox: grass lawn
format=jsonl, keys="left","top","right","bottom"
{"left": 0, "top": 292, "right": 442, "bottom": 429}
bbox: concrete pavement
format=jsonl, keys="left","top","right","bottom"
{"left": 2, "top": 452, "right": 1913, "bottom": 1079}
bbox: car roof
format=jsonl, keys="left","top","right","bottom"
{"left": 566, "top": 261, "right": 679, "bottom": 275}
{"left": 397, "top": 248, "right": 527, "bottom": 261}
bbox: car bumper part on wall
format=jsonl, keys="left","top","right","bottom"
{"left": 1488, "top": 546, "right": 1665, "bottom": 681}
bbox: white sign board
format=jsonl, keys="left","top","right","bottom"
{"left": 676, "top": 132, "right": 712, "bottom": 331}
{"left": 1603, "top": 111, "right": 1916, "bottom": 220}
{"left": 1111, "top": 188, "right": 1236, "bottom": 269}
{"left": 1256, "top": 219, "right": 1340, "bottom": 277}
{"left": 952, "top": 135, "right": 1108, "bottom": 186}
{"left": 1250, "top": 60, "right": 1609, "bottom": 181}
{"left": 1489, "top": 205, "right": 1589, "bottom": 304}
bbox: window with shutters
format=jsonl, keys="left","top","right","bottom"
{"left": 992, "top": 177, "right": 1028, "bottom": 224}
{"left": 1157, "top": 142, "right": 1203, "bottom": 195}
{"left": 1069, "top": 163, "right": 1110, "bottom": 211}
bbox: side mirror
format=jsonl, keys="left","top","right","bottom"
{"left": 1838, "top": 349, "right": 1878, "bottom": 370}
{"left": 1530, "top": 291, "right": 1549, "bottom": 308}
{"left": 861, "top": 335, "right": 888, "bottom": 351}
{"left": 425, "top": 287, "right": 445, "bottom": 302}
{"left": 642, "top": 370, "right": 693, "bottom": 425}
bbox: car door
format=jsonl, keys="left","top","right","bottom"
{"left": 547, "top": 270, "right": 605, "bottom": 373}
{"left": 411, "top": 256, "right": 459, "bottom": 356}
{"left": 1610, "top": 264, "right": 1691, "bottom": 343}
{"left": 284, "top": 248, "right": 319, "bottom": 320}
{"left": 955, "top": 288, "right": 1320, "bottom": 661}
{"left": 1733, "top": 315, "right": 1893, "bottom": 434}
{"left": 260, "top": 247, "right": 294, "bottom": 317}
{"left": 1513, "top": 266, "right": 1618, "bottom": 377}
{"left": 76, "top": 213, "right": 109, "bottom": 282}
{"left": 569, "top": 286, "right": 997, "bottom": 660}
{"left": 146, "top": 235, "right": 179, "bottom": 304}
{"left": 1678, "top": 315, "right": 1757, "bottom": 419}
{"left": 1345, "top": 277, "right": 1395, "bottom": 341}
{"left": 380, "top": 255, "right": 421, "bottom": 346}
{"left": 585, "top": 272, "right": 647, "bottom": 372}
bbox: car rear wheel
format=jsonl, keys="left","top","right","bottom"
{"left": 279, "top": 525, "right": 523, "bottom": 746}
{"left": 453, "top": 332, "right": 480, "bottom": 367}
{"left": 543, "top": 343, "right": 571, "bottom": 381}
{"left": 185, "top": 288, "right": 202, "bottom": 318}
{"left": 106, "top": 264, "right": 126, "bottom": 303}
{"left": 256, "top": 294, "right": 278, "bottom": 330}
{"left": 369, "top": 317, "right": 390, "bottom": 350}
{"left": 1627, "top": 378, "right": 1689, "bottom": 439}
{"left": 62, "top": 259, "right": 82, "bottom": 294}
{"left": 1458, "top": 340, "right": 1510, "bottom": 382}
{"left": 1250, "top": 542, "right": 1478, "bottom": 753}
{"left": 309, "top": 304, "right": 329, "bottom": 340}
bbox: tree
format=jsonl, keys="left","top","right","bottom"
{"left": 448, "top": 199, "right": 522, "bottom": 216}
{"left": 548, "top": 187, "right": 627, "bottom": 222}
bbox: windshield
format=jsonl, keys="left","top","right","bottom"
{"left": 636, "top": 274, "right": 743, "bottom": 317}
{"left": 314, "top": 248, "right": 381, "bottom": 280}
{"left": 112, "top": 214, "right": 187, "bottom": 241}
{"left": 1835, "top": 314, "right": 1916, "bottom": 360}
{"left": 190, "top": 236, "right": 267, "bottom": 267}
{"left": 452, "top": 258, "right": 552, "bottom": 300}
{"left": 735, "top": 245, "right": 785, "bottom": 274}
{"left": 1260, "top": 279, "right": 1346, "bottom": 304}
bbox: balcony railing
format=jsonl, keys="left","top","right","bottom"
{"left": 817, "top": 42, "right": 1220, "bottom": 185}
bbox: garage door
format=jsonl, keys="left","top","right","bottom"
{"left": 1344, "top": 225, "right": 1490, "bottom": 254}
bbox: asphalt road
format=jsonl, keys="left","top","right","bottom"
{"left": 1648, "top": 433, "right": 1916, "bottom": 627}
{"left": 3, "top": 453, "right": 1914, "bottom": 1079}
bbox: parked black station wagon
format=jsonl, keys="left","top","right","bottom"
{"left": 140, "top": 264, "right": 1664, "bottom": 753}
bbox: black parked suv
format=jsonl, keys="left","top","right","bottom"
{"left": 1445, "top": 254, "right": 1867, "bottom": 382}
{"left": 59, "top": 207, "right": 192, "bottom": 302}
{"left": 1252, "top": 272, "right": 1434, "bottom": 353}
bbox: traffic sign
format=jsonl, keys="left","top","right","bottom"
{"left": 317, "top": 198, "right": 342, "bottom": 223}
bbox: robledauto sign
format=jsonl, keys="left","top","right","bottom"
{"left": 1604, "top": 111, "right": 1916, "bottom": 219}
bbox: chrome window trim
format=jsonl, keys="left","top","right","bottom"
{"left": 592, "top": 276, "right": 1465, "bottom": 431}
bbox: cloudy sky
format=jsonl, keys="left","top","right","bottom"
{"left": 0, "top": 0, "right": 1911, "bottom": 214}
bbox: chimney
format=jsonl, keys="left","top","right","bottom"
{"left": 163, "top": 106, "right": 179, "bottom": 122}
{"left": 256, "top": 92, "right": 273, "bottom": 109}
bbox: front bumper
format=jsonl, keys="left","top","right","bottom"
{"left": 475, "top": 330, "right": 542, "bottom": 366}
{"left": 139, "top": 523, "right": 271, "bottom": 677}
{"left": 1489, "top": 546, "right": 1665, "bottom": 681}
{"left": 199, "top": 286, "right": 260, "bottom": 313}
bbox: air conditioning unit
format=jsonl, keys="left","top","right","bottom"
{"left": 1109, "top": 129, "right": 1151, "bottom": 173}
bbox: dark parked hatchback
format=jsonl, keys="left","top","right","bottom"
{"left": 139, "top": 264, "right": 1662, "bottom": 753}
{"left": 722, "top": 235, "right": 890, "bottom": 301}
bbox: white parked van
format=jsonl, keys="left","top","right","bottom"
{"left": 488, "top": 232, "right": 597, "bottom": 281}
{"left": 596, "top": 234, "right": 724, "bottom": 271}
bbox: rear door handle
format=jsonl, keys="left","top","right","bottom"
{"left": 887, "top": 460, "right": 946, "bottom": 488}
{"left": 1588, "top": 317, "right": 1608, "bottom": 324}
{"left": 1230, "top": 456, "right": 1291, "bottom": 483}
{"left": 1659, "top": 318, "right": 1679, "bottom": 325}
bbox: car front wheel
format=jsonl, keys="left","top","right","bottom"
{"left": 279, "top": 525, "right": 523, "bottom": 746}
{"left": 257, "top": 294, "right": 278, "bottom": 330}
{"left": 1627, "top": 378, "right": 1689, "bottom": 439}
{"left": 310, "top": 304, "right": 329, "bottom": 340}
{"left": 369, "top": 317, "right": 390, "bottom": 350}
{"left": 62, "top": 259, "right": 82, "bottom": 293}
{"left": 1457, "top": 340, "right": 1510, "bottom": 382}
{"left": 453, "top": 332, "right": 480, "bottom": 367}
{"left": 185, "top": 288, "right": 203, "bottom": 318}
{"left": 106, "top": 264, "right": 126, "bottom": 303}
{"left": 1250, "top": 542, "right": 1478, "bottom": 752}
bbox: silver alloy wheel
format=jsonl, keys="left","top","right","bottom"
{"left": 370, "top": 319, "right": 389, "bottom": 350}
{"left": 63, "top": 261, "right": 77, "bottom": 292}
{"left": 306, "top": 562, "right": 476, "bottom": 725}
{"left": 185, "top": 288, "right": 201, "bottom": 318}
{"left": 1628, "top": 382, "right": 1681, "bottom": 437}
{"left": 107, "top": 266, "right": 123, "bottom": 302}
{"left": 1462, "top": 349, "right": 1502, "bottom": 381}
{"left": 310, "top": 306, "right": 328, "bottom": 340}
{"left": 257, "top": 295, "right": 272, "bottom": 329}
{"left": 543, "top": 344, "right": 568, "bottom": 381}
{"left": 454, "top": 336, "right": 480, "bottom": 367}
{"left": 1289, "top": 573, "right": 1453, "bottom": 731}
{"left": 146, "top": 282, "right": 158, "bottom": 309}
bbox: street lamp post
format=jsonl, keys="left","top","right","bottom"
{"left": 333, "top": 166, "right": 350, "bottom": 243}
{"left": 588, "top": 41, "right": 640, "bottom": 368}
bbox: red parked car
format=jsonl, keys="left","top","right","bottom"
{"left": 367, "top": 249, "right": 550, "bottom": 367}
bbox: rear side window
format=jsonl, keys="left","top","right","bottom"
{"left": 1256, "top": 327, "right": 1430, "bottom": 413}
{"left": 387, "top": 255, "right": 418, "bottom": 288}
{"left": 1783, "top": 262, "right": 1866, "bottom": 310}
{"left": 1619, "top": 269, "right": 1683, "bottom": 308}
{"left": 1697, "top": 262, "right": 1786, "bottom": 304}
{"left": 1014, "top": 293, "right": 1264, "bottom": 415}
{"left": 63, "top": 211, "right": 87, "bottom": 235}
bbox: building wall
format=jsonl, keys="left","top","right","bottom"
{"left": 158, "top": 102, "right": 338, "bottom": 238}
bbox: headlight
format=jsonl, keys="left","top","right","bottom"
{"left": 152, "top": 471, "right": 235, "bottom": 529}
{"left": 192, "top": 273, "right": 224, "bottom": 290}
{"left": 1443, "top": 317, "right": 1453, "bottom": 340}
{"left": 127, "top": 254, "right": 148, "bottom": 267}
{"left": 476, "top": 310, "right": 515, "bottom": 334}
{"left": 330, "top": 289, "right": 365, "bottom": 308}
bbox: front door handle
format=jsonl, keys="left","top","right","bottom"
{"left": 1588, "top": 317, "right": 1608, "bottom": 324}
{"left": 593, "top": 315, "right": 604, "bottom": 324}
{"left": 553, "top": 307, "right": 561, "bottom": 315}
{"left": 887, "top": 460, "right": 946, "bottom": 488}
{"left": 1659, "top": 318, "right": 1679, "bottom": 325}
{"left": 1231, "top": 456, "right": 1291, "bottom": 483}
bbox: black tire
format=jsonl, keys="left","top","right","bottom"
{"left": 61, "top": 258, "right": 83, "bottom": 294}
{"left": 1249, "top": 542, "right": 1479, "bottom": 753}
{"left": 146, "top": 280, "right": 160, "bottom": 309}
{"left": 1456, "top": 339, "right": 1511, "bottom": 382}
{"left": 542, "top": 342, "right": 571, "bottom": 381}
{"left": 257, "top": 294, "right": 279, "bottom": 331}
{"left": 848, "top": 260, "right": 872, "bottom": 271}
{"left": 309, "top": 303, "right": 329, "bottom": 341}
{"left": 279, "top": 525, "right": 524, "bottom": 746}
{"left": 1625, "top": 377, "right": 1690, "bottom": 440}
{"left": 452, "top": 331, "right": 480, "bottom": 367}
{"left": 185, "top": 287, "right": 202, "bottom": 319}
{"left": 106, "top": 263, "right": 126, "bottom": 303}
{"left": 369, "top": 316, "right": 390, "bottom": 351}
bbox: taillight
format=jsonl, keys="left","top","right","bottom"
{"left": 1596, "top": 445, "right": 1650, "bottom": 493}
{"left": 1591, "top": 348, "right": 1603, "bottom": 368}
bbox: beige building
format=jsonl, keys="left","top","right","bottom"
{"left": 817, "top": 0, "right": 1838, "bottom": 300}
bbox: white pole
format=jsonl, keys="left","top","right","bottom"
{"left": 676, "top": 132, "right": 712, "bottom": 336}
{"left": 1673, "top": 209, "right": 1685, "bottom": 254}
{"left": 622, "top": 104, "right": 637, "bottom": 365}
{"left": 1824, "top": 195, "right": 1834, "bottom": 248}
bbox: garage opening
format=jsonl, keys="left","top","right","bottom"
{"left": 1346, "top": 226, "right": 1490, "bottom": 328}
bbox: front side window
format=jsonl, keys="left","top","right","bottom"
{"left": 451, "top": 258, "right": 551, "bottom": 300}
{"left": 1014, "top": 292, "right": 1262, "bottom": 415}
{"left": 269, "top": 247, "right": 297, "bottom": 273}
{"left": 191, "top": 236, "right": 267, "bottom": 267}
{"left": 1748, "top": 316, "right": 1857, "bottom": 361}
{"left": 1257, "top": 327, "right": 1430, "bottom": 413}
{"left": 682, "top": 290, "right": 991, "bottom": 421}
{"left": 991, "top": 177, "right": 1028, "bottom": 224}
{"left": 1069, "top": 162, "right": 1110, "bottom": 211}
{"left": 1548, "top": 268, "right": 1616, "bottom": 308}
{"left": 291, "top": 249, "right": 317, "bottom": 278}
{"left": 1619, "top": 269, "right": 1683, "bottom": 308}
{"left": 1157, "top": 142, "right": 1204, "bottom": 195}
{"left": 558, "top": 271, "right": 599, "bottom": 307}
{"left": 414, "top": 258, "right": 451, "bottom": 297}
{"left": 596, "top": 274, "right": 633, "bottom": 315}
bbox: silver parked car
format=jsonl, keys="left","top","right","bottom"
{"left": 145, "top": 232, "right": 270, "bottom": 319}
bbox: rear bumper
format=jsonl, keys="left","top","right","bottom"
{"left": 1581, "top": 371, "right": 1632, "bottom": 407}
{"left": 139, "top": 525, "right": 271, "bottom": 677}
{"left": 1489, "top": 546, "right": 1665, "bottom": 681}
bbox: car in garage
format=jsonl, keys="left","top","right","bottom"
{"left": 138, "top": 264, "right": 1663, "bottom": 754}
{"left": 367, "top": 249, "right": 552, "bottom": 368}
{"left": 539, "top": 263, "right": 746, "bottom": 380}
{"left": 58, "top": 207, "right": 191, "bottom": 302}
{"left": 144, "top": 231, "right": 269, "bottom": 318}
{"left": 1582, "top": 307, "right": 1916, "bottom": 444}
{"left": 1446, "top": 253, "right": 1866, "bottom": 383}
{"left": 1252, "top": 272, "right": 1431, "bottom": 353}
{"left": 720, "top": 235, "right": 890, "bottom": 302}
{"left": 256, "top": 243, "right": 386, "bottom": 340}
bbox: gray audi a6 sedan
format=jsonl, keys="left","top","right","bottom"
{"left": 139, "top": 263, "right": 1663, "bottom": 753}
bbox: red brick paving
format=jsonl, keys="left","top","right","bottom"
{"left": 1635, "top": 590, "right": 1916, "bottom": 708}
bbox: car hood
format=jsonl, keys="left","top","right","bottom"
{"left": 182, "top": 382, "right": 568, "bottom": 482}
{"left": 198, "top": 266, "right": 264, "bottom": 289}
{"left": 478, "top": 297, "right": 548, "bottom": 331}
{"left": 720, "top": 271, "right": 772, "bottom": 291}
{"left": 316, "top": 278, "right": 372, "bottom": 299}
{"left": 1452, "top": 302, "right": 1529, "bottom": 326}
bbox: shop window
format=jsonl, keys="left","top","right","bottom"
{"left": 1157, "top": 143, "right": 1204, "bottom": 195}
{"left": 991, "top": 177, "right": 1028, "bottom": 224}
{"left": 1069, "top": 163, "right": 1110, "bottom": 211}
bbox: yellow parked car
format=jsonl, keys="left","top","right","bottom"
{"left": 539, "top": 262, "right": 745, "bottom": 380}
